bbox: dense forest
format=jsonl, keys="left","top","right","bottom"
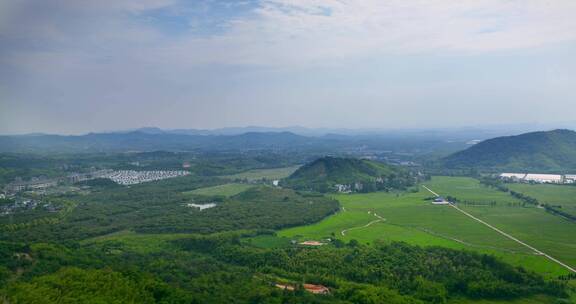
{"left": 0, "top": 178, "right": 338, "bottom": 242}
{"left": 0, "top": 232, "right": 569, "bottom": 303}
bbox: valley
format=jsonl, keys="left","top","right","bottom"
{"left": 4, "top": 2, "right": 576, "bottom": 302}
{"left": 1, "top": 131, "right": 576, "bottom": 303}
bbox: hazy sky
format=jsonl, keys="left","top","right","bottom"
{"left": 1, "top": 0, "right": 576, "bottom": 134}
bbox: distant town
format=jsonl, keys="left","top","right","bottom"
{"left": 0, "top": 169, "right": 191, "bottom": 217}
{"left": 3, "top": 169, "right": 190, "bottom": 195}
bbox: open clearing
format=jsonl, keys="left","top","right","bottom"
{"left": 221, "top": 165, "right": 300, "bottom": 181}
{"left": 279, "top": 176, "right": 576, "bottom": 277}
{"left": 183, "top": 183, "right": 253, "bottom": 197}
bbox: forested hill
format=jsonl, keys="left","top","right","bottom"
{"left": 442, "top": 129, "right": 576, "bottom": 172}
{"left": 282, "top": 156, "right": 415, "bottom": 192}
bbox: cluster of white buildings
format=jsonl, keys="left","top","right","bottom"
{"left": 500, "top": 173, "right": 576, "bottom": 184}
{"left": 101, "top": 170, "right": 190, "bottom": 185}
{"left": 3, "top": 169, "right": 191, "bottom": 194}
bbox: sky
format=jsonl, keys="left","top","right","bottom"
{"left": 1, "top": 0, "right": 576, "bottom": 134}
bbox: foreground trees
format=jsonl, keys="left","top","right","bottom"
{"left": 0, "top": 234, "right": 571, "bottom": 304}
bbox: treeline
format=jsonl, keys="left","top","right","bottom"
{"left": 447, "top": 199, "right": 526, "bottom": 208}
{"left": 0, "top": 235, "right": 570, "bottom": 304}
{"left": 480, "top": 177, "right": 576, "bottom": 222}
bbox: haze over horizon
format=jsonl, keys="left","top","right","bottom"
{"left": 2, "top": 0, "right": 576, "bottom": 134}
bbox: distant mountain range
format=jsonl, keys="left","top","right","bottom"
{"left": 3, "top": 128, "right": 576, "bottom": 172}
{"left": 0, "top": 131, "right": 323, "bottom": 153}
{"left": 121, "top": 126, "right": 326, "bottom": 136}
{"left": 0, "top": 129, "right": 473, "bottom": 155}
{"left": 6, "top": 124, "right": 576, "bottom": 155}
{"left": 109, "top": 122, "right": 576, "bottom": 138}
{"left": 443, "top": 129, "right": 576, "bottom": 172}
{"left": 281, "top": 156, "right": 415, "bottom": 192}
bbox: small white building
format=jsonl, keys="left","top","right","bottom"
{"left": 432, "top": 197, "right": 450, "bottom": 205}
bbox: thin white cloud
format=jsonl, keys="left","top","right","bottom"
{"left": 174, "top": 0, "right": 576, "bottom": 65}
{"left": 2, "top": 0, "right": 576, "bottom": 133}
{"left": 3, "top": 0, "right": 576, "bottom": 67}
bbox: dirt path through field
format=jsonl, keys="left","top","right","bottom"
{"left": 341, "top": 211, "right": 385, "bottom": 236}
{"left": 423, "top": 185, "right": 576, "bottom": 273}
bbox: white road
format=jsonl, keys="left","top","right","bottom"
{"left": 422, "top": 185, "right": 576, "bottom": 273}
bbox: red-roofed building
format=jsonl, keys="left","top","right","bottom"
{"left": 304, "top": 284, "right": 330, "bottom": 294}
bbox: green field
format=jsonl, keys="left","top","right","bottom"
{"left": 427, "top": 177, "right": 576, "bottom": 273}
{"left": 508, "top": 183, "right": 576, "bottom": 215}
{"left": 425, "top": 176, "right": 521, "bottom": 205}
{"left": 182, "top": 183, "right": 254, "bottom": 197}
{"left": 221, "top": 165, "right": 300, "bottom": 181}
{"left": 279, "top": 176, "right": 576, "bottom": 277}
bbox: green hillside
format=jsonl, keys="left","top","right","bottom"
{"left": 443, "top": 129, "right": 576, "bottom": 171}
{"left": 281, "top": 156, "right": 415, "bottom": 192}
